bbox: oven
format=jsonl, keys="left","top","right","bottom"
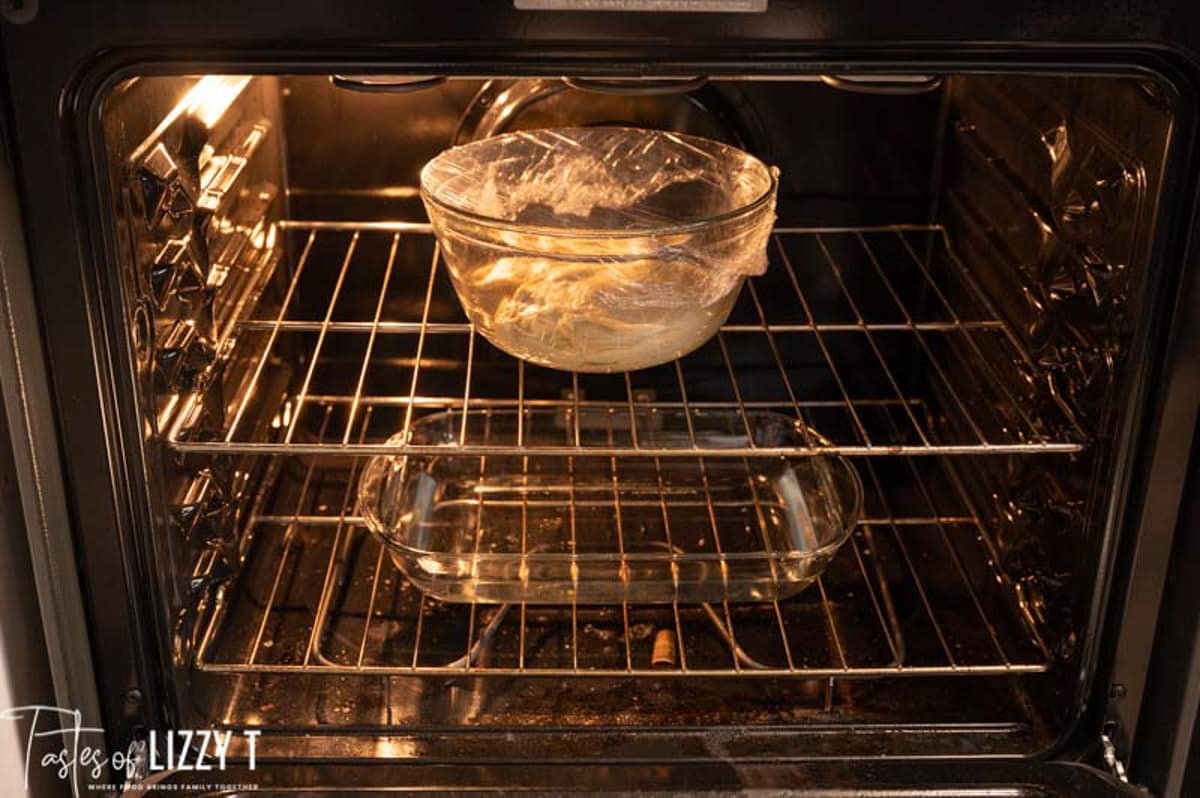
{"left": 2, "top": 2, "right": 1199, "bottom": 795}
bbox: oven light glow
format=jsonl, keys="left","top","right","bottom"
{"left": 270, "top": 398, "right": 293, "bottom": 429}
{"left": 251, "top": 221, "right": 278, "bottom": 251}
{"left": 185, "top": 75, "right": 251, "bottom": 128}
{"left": 375, "top": 738, "right": 417, "bottom": 758}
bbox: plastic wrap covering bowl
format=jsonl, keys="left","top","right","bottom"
{"left": 420, "top": 127, "right": 779, "bottom": 373}
{"left": 357, "top": 409, "right": 861, "bottom": 604}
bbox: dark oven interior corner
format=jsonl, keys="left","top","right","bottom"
{"left": 3, "top": 11, "right": 1200, "bottom": 798}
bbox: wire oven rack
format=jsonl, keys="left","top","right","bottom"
{"left": 165, "top": 222, "right": 1086, "bottom": 457}
{"left": 193, "top": 418, "right": 1051, "bottom": 677}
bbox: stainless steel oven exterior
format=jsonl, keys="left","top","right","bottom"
{"left": 2, "top": 1, "right": 1199, "bottom": 794}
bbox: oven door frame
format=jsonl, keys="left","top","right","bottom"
{"left": 2, "top": 1, "right": 1200, "bottom": 791}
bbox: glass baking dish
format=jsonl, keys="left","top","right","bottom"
{"left": 357, "top": 409, "right": 861, "bottom": 604}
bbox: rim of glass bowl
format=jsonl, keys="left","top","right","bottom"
{"left": 419, "top": 126, "right": 780, "bottom": 240}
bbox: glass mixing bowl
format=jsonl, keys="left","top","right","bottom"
{"left": 420, "top": 126, "right": 779, "bottom": 373}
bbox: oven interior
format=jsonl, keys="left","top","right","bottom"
{"left": 96, "top": 71, "right": 1174, "bottom": 758}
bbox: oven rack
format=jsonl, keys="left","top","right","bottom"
{"left": 193, "top": 430, "right": 1051, "bottom": 679}
{"left": 165, "top": 222, "right": 1086, "bottom": 457}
